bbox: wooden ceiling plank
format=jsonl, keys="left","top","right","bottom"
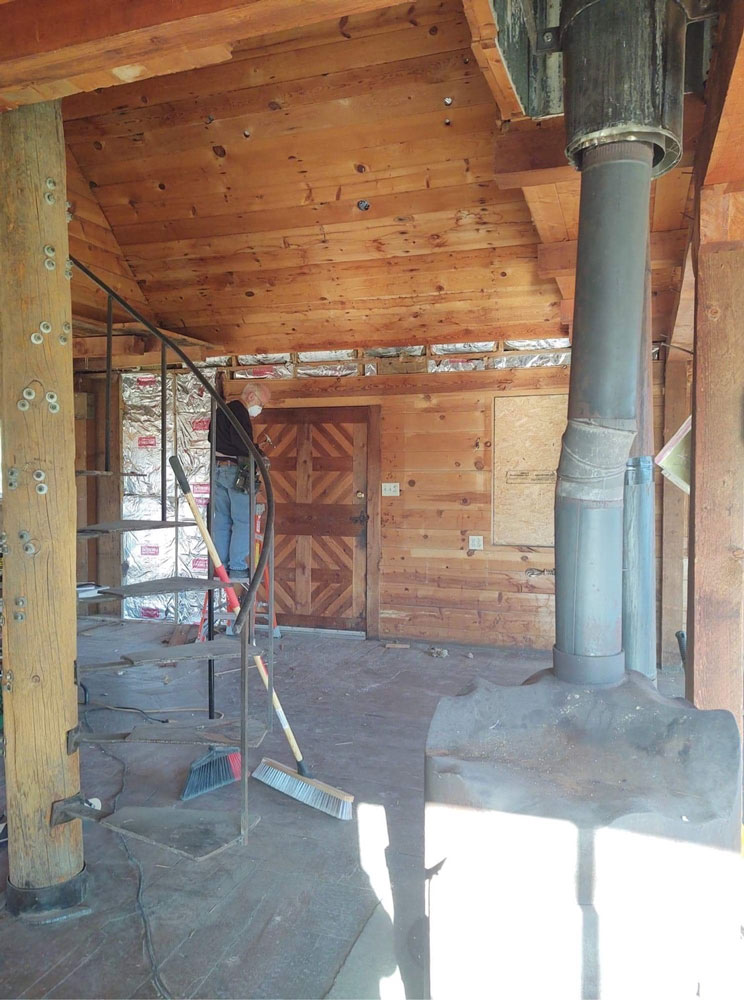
{"left": 61, "top": 0, "right": 464, "bottom": 120}
{"left": 96, "top": 155, "right": 501, "bottom": 224}
{"left": 111, "top": 180, "right": 523, "bottom": 245}
{"left": 115, "top": 184, "right": 528, "bottom": 247}
{"left": 67, "top": 148, "right": 153, "bottom": 320}
{"left": 0, "top": 0, "right": 415, "bottom": 109}
{"left": 72, "top": 112, "right": 501, "bottom": 190}
{"left": 64, "top": 34, "right": 476, "bottom": 142}
{"left": 65, "top": 51, "right": 486, "bottom": 155}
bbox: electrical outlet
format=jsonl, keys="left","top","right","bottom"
{"left": 468, "top": 535, "right": 484, "bottom": 551}
{"left": 382, "top": 482, "right": 400, "bottom": 497}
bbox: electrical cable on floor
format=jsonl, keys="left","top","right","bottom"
{"left": 83, "top": 702, "right": 225, "bottom": 723}
{"left": 82, "top": 710, "right": 173, "bottom": 1000}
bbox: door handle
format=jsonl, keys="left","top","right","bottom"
{"left": 350, "top": 511, "right": 369, "bottom": 525}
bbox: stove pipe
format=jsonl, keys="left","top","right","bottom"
{"left": 554, "top": 0, "right": 687, "bottom": 685}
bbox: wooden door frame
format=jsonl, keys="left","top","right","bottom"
{"left": 365, "top": 404, "right": 382, "bottom": 639}
{"left": 258, "top": 402, "right": 382, "bottom": 638}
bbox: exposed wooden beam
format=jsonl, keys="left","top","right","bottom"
{"left": 496, "top": 95, "right": 705, "bottom": 188}
{"left": 538, "top": 229, "right": 688, "bottom": 280}
{"left": 0, "top": 0, "right": 399, "bottom": 109}
{"left": 72, "top": 335, "right": 145, "bottom": 359}
{"left": 224, "top": 366, "right": 573, "bottom": 403}
{"left": 461, "top": 0, "right": 524, "bottom": 120}
{"left": 115, "top": 322, "right": 217, "bottom": 350}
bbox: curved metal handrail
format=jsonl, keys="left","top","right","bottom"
{"left": 70, "top": 256, "right": 273, "bottom": 635}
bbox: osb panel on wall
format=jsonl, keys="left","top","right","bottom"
{"left": 492, "top": 393, "right": 566, "bottom": 546}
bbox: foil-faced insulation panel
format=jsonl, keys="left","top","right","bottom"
{"left": 121, "top": 372, "right": 214, "bottom": 623}
{"left": 428, "top": 358, "right": 487, "bottom": 373}
{"left": 364, "top": 345, "right": 425, "bottom": 357}
{"left": 489, "top": 351, "right": 572, "bottom": 369}
{"left": 297, "top": 349, "right": 357, "bottom": 362}
{"left": 233, "top": 365, "right": 294, "bottom": 379}
{"left": 431, "top": 342, "right": 496, "bottom": 354}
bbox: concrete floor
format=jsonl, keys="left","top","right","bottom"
{"left": 0, "top": 620, "right": 559, "bottom": 1000}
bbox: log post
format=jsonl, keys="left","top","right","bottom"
{"left": 0, "top": 101, "right": 86, "bottom": 912}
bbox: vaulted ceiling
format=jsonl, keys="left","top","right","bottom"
{"left": 64, "top": 0, "right": 697, "bottom": 359}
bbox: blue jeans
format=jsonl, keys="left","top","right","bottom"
{"left": 212, "top": 465, "right": 252, "bottom": 576}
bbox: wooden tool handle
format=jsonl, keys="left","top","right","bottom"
{"left": 170, "top": 455, "right": 241, "bottom": 612}
{"left": 253, "top": 654, "right": 304, "bottom": 766}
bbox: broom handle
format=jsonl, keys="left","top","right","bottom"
{"left": 253, "top": 654, "right": 307, "bottom": 774}
{"left": 171, "top": 457, "right": 308, "bottom": 775}
{"left": 170, "top": 456, "right": 242, "bottom": 610}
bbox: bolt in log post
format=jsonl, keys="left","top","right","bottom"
{"left": 0, "top": 101, "right": 86, "bottom": 914}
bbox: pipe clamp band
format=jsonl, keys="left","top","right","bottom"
{"left": 553, "top": 646, "right": 625, "bottom": 686}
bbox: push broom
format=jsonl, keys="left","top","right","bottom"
{"left": 171, "top": 456, "right": 353, "bottom": 819}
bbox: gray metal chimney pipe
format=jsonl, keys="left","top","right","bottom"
{"left": 553, "top": 140, "right": 653, "bottom": 685}
{"left": 554, "top": 0, "right": 688, "bottom": 685}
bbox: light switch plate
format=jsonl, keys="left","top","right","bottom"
{"left": 382, "top": 482, "right": 400, "bottom": 497}
{"left": 468, "top": 535, "right": 484, "bottom": 551}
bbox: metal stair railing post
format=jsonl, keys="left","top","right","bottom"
{"left": 69, "top": 256, "right": 274, "bottom": 639}
{"left": 160, "top": 340, "right": 167, "bottom": 523}
{"left": 207, "top": 395, "right": 217, "bottom": 720}
{"left": 104, "top": 294, "right": 113, "bottom": 473}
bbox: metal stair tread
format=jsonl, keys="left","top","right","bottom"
{"left": 75, "top": 470, "right": 145, "bottom": 477}
{"left": 77, "top": 519, "right": 194, "bottom": 538}
{"left": 78, "top": 576, "right": 239, "bottom": 600}
{"left": 76, "top": 635, "right": 248, "bottom": 671}
{"left": 79, "top": 717, "right": 266, "bottom": 748}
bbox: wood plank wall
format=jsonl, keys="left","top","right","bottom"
{"left": 226, "top": 363, "right": 665, "bottom": 649}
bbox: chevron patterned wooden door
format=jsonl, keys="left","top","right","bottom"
{"left": 254, "top": 407, "right": 369, "bottom": 631}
